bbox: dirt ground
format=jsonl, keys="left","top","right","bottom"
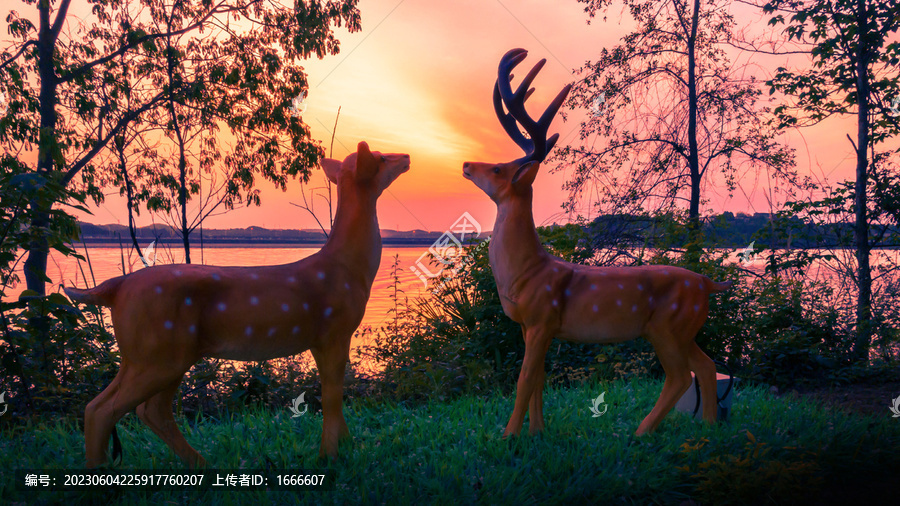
{"left": 783, "top": 380, "right": 900, "bottom": 418}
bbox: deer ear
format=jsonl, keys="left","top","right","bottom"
{"left": 511, "top": 161, "right": 540, "bottom": 189}
{"left": 356, "top": 141, "right": 378, "bottom": 180}
{"left": 320, "top": 158, "right": 341, "bottom": 184}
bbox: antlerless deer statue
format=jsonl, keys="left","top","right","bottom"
{"left": 65, "top": 141, "right": 410, "bottom": 467}
{"left": 462, "top": 49, "right": 731, "bottom": 438}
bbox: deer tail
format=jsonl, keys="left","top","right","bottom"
{"left": 63, "top": 276, "right": 126, "bottom": 307}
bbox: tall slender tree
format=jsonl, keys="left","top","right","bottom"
{"left": 760, "top": 0, "right": 900, "bottom": 362}
{"left": 557, "top": 0, "right": 794, "bottom": 258}
{"left": 0, "top": 0, "right": 360, "bottom": 295}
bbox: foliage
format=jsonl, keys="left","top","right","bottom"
{"left": 358, "top": 228, "right": 652, "bottom": 404}
{"left": 0, "top": 0, "right": 361, "bottom": 293}
{"left": 762, "top": 0, "right": 900, "bottom": 362}
{"left": 0, "top": 162, "right": 121, "bottom": 417}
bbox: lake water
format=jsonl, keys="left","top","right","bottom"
{"left": 9, "top": 244, "right": 429, "bottom": 331}
{"left": 7, "top": 244, "right": 897, "bottom": 346}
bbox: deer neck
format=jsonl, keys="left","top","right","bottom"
{"left": 320, "top": 183, "right": 382, "bottom": 284}
{"left": 489, "top": 190, "right": 548, "bottom": 297}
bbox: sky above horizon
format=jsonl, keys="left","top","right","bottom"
{"left": 53, "top": 0, "right": 881, "bottom": 232}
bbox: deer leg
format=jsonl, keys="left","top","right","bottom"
{"left": 85, "top": 362, "right": 186, "bottom": 467}
{"left": 636, "top": 332, "right": 692, "bottom": 436}
{"left": 136, "top": 377, "right": 206, "bottom": 468}
{"left": 311, "top": 344, "right": 350, "bottom": 459}
{"left": 504, "top": 327, "right": 552, "bottom": 438}
{"left": 528, "top": 360, "right": 547, "bottom": 435}
{"left": 85, "top": 366, "right": 126, "bottom": 467}
{"left": 688, "top": 342, "right": 718, "bottom": 424}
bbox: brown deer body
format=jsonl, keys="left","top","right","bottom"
{"left": 463, "top": 49, "right": 730, "bottom": 438}
{"left": 65, "top": 141, "right": 409, "bottom": 467}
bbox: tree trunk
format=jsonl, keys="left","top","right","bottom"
{"left": 685, "top": 0, "right": 702, "bottom": 262}
{"left": 23, "top": 0, "right": 62, "bottom": 296}
{"left": 165, "top": 25, "right": 191, "bottom": 264}
{"left": 851, "top": 0, "right": 873, "bottom": 363}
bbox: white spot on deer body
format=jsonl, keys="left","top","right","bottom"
{"left": 245, "top": 326, "right": 253, "bottom": 336}
{"left": 185, "top": 297, "right": 192, "bottom": 306}
{"left": 174, "top": 270, "right": 182, "bottom": 276}
{"left": 189, "top": 325, "right": 196, "bottom": 334}
{"left": 545, "top": 285, "right": 552, "bottom": 291}
{"left": 638, "top": 284, "right": 644, "bottom": 291}
{"left": 553, "top": 267, "right": 559, "bottom": 272}
{"left": 590, "top": 284, "right": 597, "bottom": 290}
{"left": 212, "top": 274, "right": 221, "bottom": 281}
{"left": 552, "top": 300, "right": 558, "bottom": 306}
{"left": 287, "top": 276, "right": 297, "bottom": 283}
{"left": 699, "top": 282, "right": 705, "bottom": 290}
{"left": 684, "top": 280, "right": 690, "bottom": 287}
{"left": 671, "top": 303, "right": 678, "bottom": 310}
{"left": 268, "top": 327, "right": 277, "bottom": 337}
{"left": 250, "top": 273, "right": 259, "bottom": 280}
{"left": 662, "top": 270, "right": 669, "bottom": 275}
{"left": 649, "top": 296, "right": 654, "bottom": 303}
{"left": 155, "top": 286, "right": 163, "bottom": 294}
{"left": 593, "top": 304, "right": 599, "bottom": 312}
{"left": 250, "top": 296, "right": 259, "bottom": 305}
{"left": 303, "top": 303, "right": 309, "bottom": 311}
{"left": 292, "top": 326, "right": 300, "bottom": 334}
{"left": 217, "top": 303, "right": 227, "bottom": 312}
{"left": 317, "top": 271, "right": 325, "bottom": 280}
{"left": 324, "top": 307, "right": 333, "bottom": 317}
{"left": 164, "top": 320, "right": 173, "bottom": 330}
{"left": 564, "top": 289, "right": 572, "bottom": 296}
{"left": 345, "top": 283, "right": 350, "bottom": 290}
{"left": 632, "top": 305, "right": 638, "bottom": 312}
{"left": 618, "top": 283, "right": 624, "bottom": 290}
{"left": 281, "top": 303, "right": 289, "bottom": 312}
{"left": 694, "top": 304, "right": 700, "bottom": 312}
{"left": 616, "top": 299, "right": 622, "bottom": 306}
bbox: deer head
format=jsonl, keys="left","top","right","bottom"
{"left": 321, "top": 140, "right": 410, "bottom": 198}
{"left": 463, "top": 48, "right": 571, "bottom": 203}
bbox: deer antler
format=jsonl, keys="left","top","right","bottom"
{"left": 494, "top": 48, "right": 572, "bottom": 165}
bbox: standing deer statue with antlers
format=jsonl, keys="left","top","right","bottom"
{"left": 462, "top": 48, "right": 731, "bottom": 438}
{"left": 65, "top": 141, "right": 410, "bottom": 467}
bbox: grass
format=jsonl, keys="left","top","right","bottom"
{"left": 1, "top": 378, "right": 898, "bottom": 505}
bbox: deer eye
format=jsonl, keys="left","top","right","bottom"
{"left": 493, "top": 166, "right": 501, "bottom": 174}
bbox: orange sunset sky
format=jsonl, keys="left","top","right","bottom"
{"left": 60, "top": 0, "right": 873, "bottom": 232}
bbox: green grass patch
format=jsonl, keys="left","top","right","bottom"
{"left": 1, "top": 379, "right": 897, "bottom": 504}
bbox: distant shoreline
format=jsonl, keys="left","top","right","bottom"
{"left": 78, "top": 238, "right": 438, "bottom": 247}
